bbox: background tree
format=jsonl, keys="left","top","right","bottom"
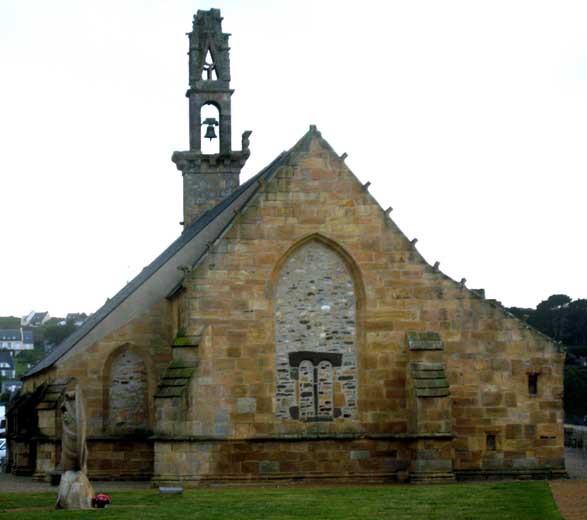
{"left": 0, "top": 316, "right": 21, "bottom": 328}
{"left": 508, "top": 294, "right": 587, "bottom": 425}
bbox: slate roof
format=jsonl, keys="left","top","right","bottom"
{"left": 25, "top": 145, "right": 294, "bottom": 377}
{"left": 0, "top": 329, "right": 21, "bottom": 341}
{"left": 29, "top": 312, "right": 48, "bottom": 325}
{"left": 22, "top": 330, "right": 33, "bottom": 344}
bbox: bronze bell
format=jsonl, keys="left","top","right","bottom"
{"left": 202, "top": 117, "right": 218, "bottom": 141}
{"left": 204, "top": 123, "right": 217, "bottom": 140}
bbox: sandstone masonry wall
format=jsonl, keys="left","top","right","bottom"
{"left": 161, "top": 133, "right": 564, "bottom": 482}
{"left": 20, "top": 300, "right": 174, "bottom": 479}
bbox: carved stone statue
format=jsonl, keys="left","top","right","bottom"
{"left": 56, "top": 384, "right": 94, "bottom": 509}
{"left": 60, "top": 387, "right": 88, "bottom": 472}
{"left": 241, "top": 130, "right": 252, "bottom": 160}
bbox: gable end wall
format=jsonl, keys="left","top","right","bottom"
{"left": 156, "top": 135, "right": 564, "bottom": 482}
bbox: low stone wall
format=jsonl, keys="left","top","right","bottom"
{"left": 87, "top": 439, "right": 153, "bottom": 480}
{"left": 153, "top": 435, "right": 568, "bottom": 485}
{"left": 153, "top": 438, "right": 414, "bottom": 485}
{"left": 30, "top": 438, "right": 154, "bottom": 482}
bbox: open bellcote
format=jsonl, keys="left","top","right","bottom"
{"left": 172, "top": 8, "right": 252, "bottom": 227}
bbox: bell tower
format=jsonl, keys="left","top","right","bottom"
{"left": 172, "top": 9, "right": 252, "bottom": 228}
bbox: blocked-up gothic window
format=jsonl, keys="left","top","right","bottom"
{"left": 295, "top": 358, "right": 335, "bottom": 421}
{"left": 275, "top": 239, "right": 357, "bottom": 421}
{"left": 107, "top": 348, "right": 149, "bottom": 433}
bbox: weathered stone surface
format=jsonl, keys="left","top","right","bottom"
{"left": 19, "top": 126, "right": 566, "bottom": 484}
{"left": 16, "top": 10, "right": 566, "bottom": 486}
{"left": 55, "top": 470, "right": 93, "bottom": 510}
{"left": 172, "top": 9, "right": 252, "bottom": 226}
{"left": 237, "top": 397, "right": 257, "bottom": 414}
{"left": 410, "top": 363, "right": 449, "bottom": 398}
{"left": 350, "top": 450, "right": 370, "bottom": 460}
{"left": 275, "top": 240, "right": 357, "bottom": 422}
{"left": 108, "top": 348, "right": 149, "bottom": 432}
{"left": 406, "top": 331, "right": 444, "bottom": 351}
{"left": 259, "top": 460, "right": 280, "bottom": 474}
{"left": 155, "top": 360, "right": 197, "bottom": 399}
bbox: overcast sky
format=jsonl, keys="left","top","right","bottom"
{"left": 1, "top": 0, "right": 586, "bottom": 317}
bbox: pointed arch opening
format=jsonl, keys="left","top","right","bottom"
{"left": 202, "top": 48, "right": 218, "bottom": 80}
{"left": 273, "top": 235, "right": 361, "bottom": 422}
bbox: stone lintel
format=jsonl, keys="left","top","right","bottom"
{"left": 288, "top": 351, "right": 343, "bottom": 368}
{"left": 407, "top": 331, "right": 444, "bottom": 351}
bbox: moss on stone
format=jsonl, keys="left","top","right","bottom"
{"left": 172, "top": 336, "right": 191, "bottom": 347}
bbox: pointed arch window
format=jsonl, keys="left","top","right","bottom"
{"left": 274, "top": 239, "right": 358, "bottom": 422}
{"left": 202, "top": 49, "right": 217, "bottom": 80}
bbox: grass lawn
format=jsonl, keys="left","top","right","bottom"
{"left": 0, "top": 481, "right": 562, "bottom": 520}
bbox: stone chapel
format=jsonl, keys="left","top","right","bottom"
{"left": 8, "top": 9, "right": 566, "bottom": 484}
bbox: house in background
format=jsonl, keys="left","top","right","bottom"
{"left": 0, "top": 352, "right": 15, "bottom": 379}
{"left": 1, "top": 380, "right": 22, "bottom": 394}
{"left": 65, "top": 313, "right": 88, "bottom": 327}
{"left": 22, "top": 330, "right": 33, "bottom": 350}
{"left": 0, "top": 329, "right": 34, "bottom": 354}
{"left": 21, "top": 312, "right": 50, "bottom": 327}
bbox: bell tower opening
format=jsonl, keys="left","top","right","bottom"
{"left": 171, "top": 8, "right": 252, "bottom": 228}
{"left": 202, "top": 49, "right": 218, "bottom": 80}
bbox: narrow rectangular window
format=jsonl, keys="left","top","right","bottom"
{"left": 486, "top": 434, "right": 496, "bottom": 451}
{"left": 528, "top": 373, "right": 538, "bottom": 396}
{"left": 298, "top": 361, "right": 315, "bottom": 420}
